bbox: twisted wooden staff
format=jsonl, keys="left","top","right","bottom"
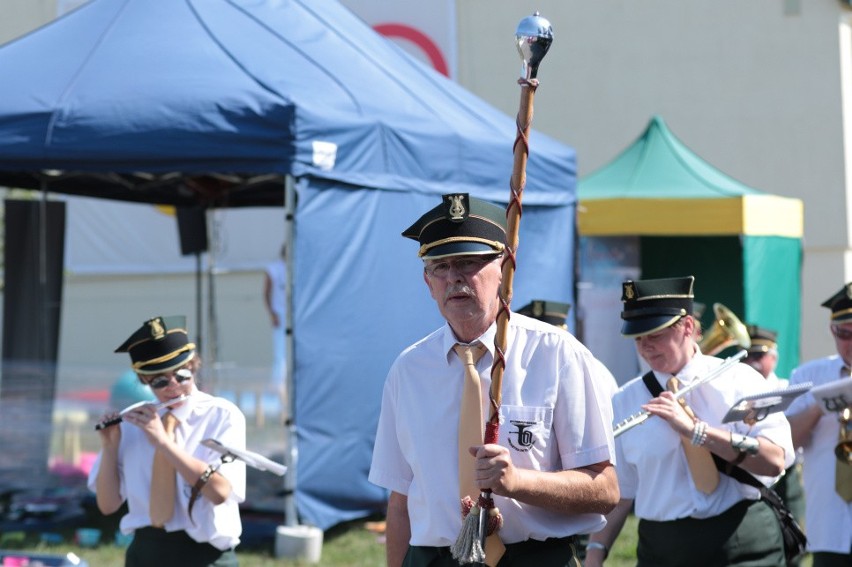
{"left": 451, "top": 12, "right": 553, "bottom": 566}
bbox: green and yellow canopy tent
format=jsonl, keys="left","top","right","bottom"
{"left": 578, "top": 115, "right": 802, "bottom": 376}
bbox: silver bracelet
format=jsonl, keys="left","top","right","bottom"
{"left": 730, "top": 432, "right": 760, "bottom": 455}
{"left": 690, "top": 421, "right": 701, "bottom": 445}
{"left": 690, "top": 421, "right": 708, "bottom": 446}
{"left": 199, "top": 462, "right": 221, "bottom": 484}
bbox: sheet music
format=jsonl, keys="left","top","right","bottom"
{"left": 811, "top": 377, "right": 852, "bottom": 414}
{"left": 201, "top": 438, "right": 287, "bottom": 476}
{"left": 723, "top": 382, "right": 812, "bottom": 423}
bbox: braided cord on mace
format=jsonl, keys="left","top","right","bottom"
{"left": 451, "top": 12, "right": 553, "bottom": 566}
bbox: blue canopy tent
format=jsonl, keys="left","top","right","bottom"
{"left": 0, "top": 0, "right": 577, "bottom": 530}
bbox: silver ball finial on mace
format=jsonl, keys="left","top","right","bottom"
{"left": 515, "top": 12, "right": 553, "bottom": 80}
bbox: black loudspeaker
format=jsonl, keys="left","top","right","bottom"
{"left": 0, "top": 199, "right": 65, "bottom": 486}
{"left": 176, "top": 206, "right": 208, "bottom": 255}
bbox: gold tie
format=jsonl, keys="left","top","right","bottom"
{"left": 454, "top": 344, "right": 488, "bottom": 503}
{"left": 453, "top": 343, "right": 505, "bottom": 566}
{"left": 667, "top": 377, "right": 719, "bottom": 494}
{"left": 150, "top": 412, "right": 179, "bottom": 527}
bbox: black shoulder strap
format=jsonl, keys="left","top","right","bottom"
{"left": 642, "top": 371, "right": 663, "bottom": 397}
{"left": 711, "top": 454, "right": 763, "bottom": 488}
{"left": 715, "top": 454, "right": 790, "bottom": 512}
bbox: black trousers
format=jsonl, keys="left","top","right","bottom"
{"left": 637, "top": 499, "right": 785, "bottom": 567}
{"left": 403, "top": 535, "right": 579, "bottom": 567}
{"left": 812, "top": 551, "right": 852, "bottom": 567}
{"left": 125, "top": 527, "right": 238, "bottom": 567}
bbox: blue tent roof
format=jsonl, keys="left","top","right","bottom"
{"left": 0, "top": 0, "right": 575, "bottom": 207}
{"left": 0, "top": 0, "right": 578, "bottom": 530}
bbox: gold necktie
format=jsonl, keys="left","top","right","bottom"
{"left": 150, "top": 412, "right": 179, "bottom": 527}
{"left": 454, "top": 343, "right": 487, "bottom": 503}
{"left": 453, "top": 343, "right": 505, "bottom": 566}
{"left": 667, "top": 377, "right": 719, "bottom": 494}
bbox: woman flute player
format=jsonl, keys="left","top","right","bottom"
{"left": 88, "top": 315, "right": 247, "bottom": 567}
{"left": 586, "top": 276, "right": 795, "bottom": 567}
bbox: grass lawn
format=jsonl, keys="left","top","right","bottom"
{"left": 1, "top": 513, "right": 812, "bottom": 566}
{"left": 0, "top": 519, "right": 386, "bottom": 567}
{"left": 1, "top": 515, "right": 632, "bottom": 567}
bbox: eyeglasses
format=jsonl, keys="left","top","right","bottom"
{"left": 424, "top": 255, "right": 500, "bottom": 278}
{"left": 146, "top": 368, "right": 193, "bottom": 390}
{"left": 832, "top": 326, "right": 852, "bottom": 341}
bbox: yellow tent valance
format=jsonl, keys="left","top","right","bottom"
{"left": 578, "top": 194, "right": 803, "bottom": 238}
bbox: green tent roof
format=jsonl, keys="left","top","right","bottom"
{"left": 577, "top": 115, "right": 802, "bottom": 237}
{"left": 579, "top": 115, "right": 760, "bottom": 200}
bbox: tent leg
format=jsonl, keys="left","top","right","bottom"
{"left": 274, "top": 174, "right": 320, "bottom": 559}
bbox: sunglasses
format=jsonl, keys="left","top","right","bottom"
{"left": 146, "top": 368, "right": 193, "bottom": 390}
{"left": 832, "top": 326, "right": 852, "bottom": 341}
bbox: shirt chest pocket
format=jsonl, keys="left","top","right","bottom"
{"left": 498, "top": 405, "right": 553, "bottom": 467}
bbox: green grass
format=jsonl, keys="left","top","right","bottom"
{"left": 601, "top": 514, "right": 638, "bottom": 567}
{"left": 2, "top": 516, "right": 629, "bottom": 566}
{"left": 0, "top": 519, "right": 386, "bottom": 566}
{"left": 1, "top": 513, "right": 813, "bottom": 566}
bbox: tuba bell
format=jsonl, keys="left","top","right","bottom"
{"left": 698, "top": 302, "right": 752, "bottom": 356}
{"left": 836, "top": 407, "right": 852, "bottom": 464}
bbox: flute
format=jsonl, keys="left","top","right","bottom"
{"left": 613, "top": 350, "right": 747, "bottom": 437}
{"left": 94, "top": 394, "right": 189, "bottom": 430}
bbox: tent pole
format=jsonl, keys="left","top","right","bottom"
{"left": 206, "top": 209, "right": 219, "bottom": 392}
{"left": 275, "top": 173, "right": 320, "bottom": 561}
{"left": 39, "top": 184, "right": 48, "bottom": 362}
{"left": 282, "top": 174, "right": 298, "bottom": 527}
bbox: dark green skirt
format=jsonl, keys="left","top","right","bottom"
{"left": 637, "top": 499, "right": 785, "bottom": 567}
{"left": 125, "top": 527, "right": 238, "bottom": 567}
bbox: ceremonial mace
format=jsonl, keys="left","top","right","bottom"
{"left": 451, "top": 12, "right": 553, "bottom": 566}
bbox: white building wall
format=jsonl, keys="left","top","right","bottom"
{"left": 0, "top": 0, "right": 57, "bottom": 44}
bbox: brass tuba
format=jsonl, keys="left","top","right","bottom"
{"left": 836, "top": 407, "right": 852, "bottom": 464}
{"left": 698, "top": 302, "right": 751, "bottom": 356}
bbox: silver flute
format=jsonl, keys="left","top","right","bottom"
{"left": 612, "top": 350, "right": 747, "bottom": 438}
{"left": 94, "top": 394, "right": 189, "bottom": 430}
